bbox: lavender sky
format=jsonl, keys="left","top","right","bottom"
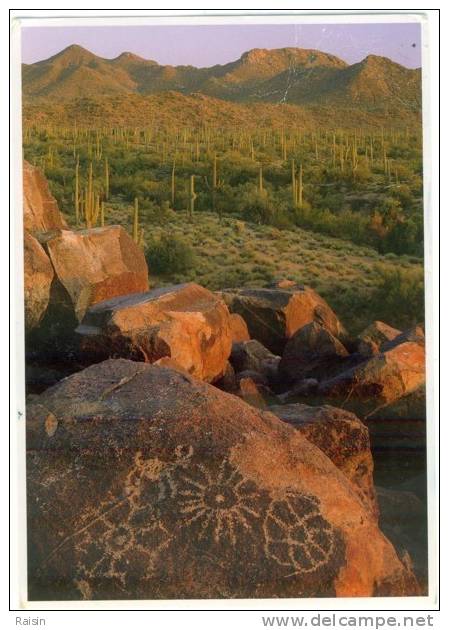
{"left": 21, "top": 22, "right": 422, "bottom": 69}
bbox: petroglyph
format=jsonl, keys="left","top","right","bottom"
{"left": 264, "top": 491, "right": 345, "bottom": 579}
{"left": 41, "top": 447, "right": 345, "bottom": 598}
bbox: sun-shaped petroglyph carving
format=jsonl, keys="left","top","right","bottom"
{"left": 263, "top": 491, "right": 343, "bottom": 577}
{"left": 63, "top": 446, "right": 344, "bottom": 597}
{"left": 169, "top": 457, "right": 271, "bottom": 551}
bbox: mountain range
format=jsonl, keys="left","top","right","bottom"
{"left": 22, "top": 44, "right": 421, "bottom": 114}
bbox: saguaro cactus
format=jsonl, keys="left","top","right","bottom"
{"left": 297, "top": 163, "right": 303, "bottom": 208}
{"left": 291, "top": 159, "right": 297, "bottom": 206}
{"left": 74, "top": 158, "right": 79, "bottom": 226}
{"left": 188, "top": 175, "right": 197, "bottom": 220}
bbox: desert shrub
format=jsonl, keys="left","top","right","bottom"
{"left": 371, "top": 264, "right": 425, "bottom": 328}
{"left": 145, "top": 234, "right": 195, "bottom": 275}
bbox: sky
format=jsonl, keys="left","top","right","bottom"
{"left": 21, "top": 22, "right": 422, "bottom": 69}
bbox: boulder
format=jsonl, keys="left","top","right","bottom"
{"left": 280, "top": 322, "right": 349, "bottom": 382}
{"left": 269, "top": 403, "right": 377, "bottom": 517}
{"left": 357, "top": 321, "right": 402, "bottom": 357}
{"left": 318, "top": 341, "right": 425, "bottom": 416}
{"left": 220, "top": 286, "right": 345, "bottom": 355}
{"left": 42, "top": 226, "right": 149, "bottom": 323}
{"left": 230, "top": 339, "right": 280, "bottom": 379}
{"left": 24, "top": 231, "right": 54, "bottom": 331}
{"left": 77, "top": 283, "right": 232, "bottom": 383}
{"left": 229, "top": 313, "right": 250, "bottom": 343}
{"left": 23, "top": 160, "right": 67, "bottom": 233}
{"left": 27, "top": 359, "right": 418, "bottom": 600}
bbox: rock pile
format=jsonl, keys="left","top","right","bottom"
{"left": 23, "top": 164, "right": 426, "bottom": 599}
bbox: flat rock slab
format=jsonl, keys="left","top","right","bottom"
{"left": 27, "top": 359, "right": 418, "bottom": 600}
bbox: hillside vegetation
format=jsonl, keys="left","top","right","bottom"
{"left": 22, "top": 45, "right": 424, "bottom": 331}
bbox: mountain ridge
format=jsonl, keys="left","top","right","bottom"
{"left": 22, "top": 44, "right": 421, "bottom": 115}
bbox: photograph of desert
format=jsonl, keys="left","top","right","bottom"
{"left": 21, "top": 20, "right": 427, "bottom": 600}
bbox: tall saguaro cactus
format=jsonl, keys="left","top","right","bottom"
{"left": 297, "top": 163, "right": 303, "bottom": 208}
{"left": 291, "top": 159, "right": 297, "bottom": 206}
{"left": 188, "top": 175, "right": 197, "bottom": 220}
{"left": 74, "top": 158, "right": 79, "bottom": 226}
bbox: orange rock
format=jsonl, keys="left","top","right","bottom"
{"left": 23, "top": 231, "right": 54, "bottom": 331}
{"left": 77, "top": 283, "right": 232, "bottom": 382}
{"left": 26, "top": 358, "right": 418, "bottom": 600}
{"left": 229, "top": 312, "right": 250, "bottom": 342}
{"left": 23, "top": 160, "right": 67, "bottom": 233}
{"left": 43, "top": 226, "right": 149, "bottom": 322}
{"left": 319, "top": 341, "right": 425, "bottom": 415}
{"left": 357, "top": 320, "right": 402, "bottom": 356}
{"left": 221, "top": 285, "right": 345, "bottom": 354}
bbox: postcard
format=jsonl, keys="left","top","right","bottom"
{"left": 11, "top": 11, "right": 436, "bottom": 608}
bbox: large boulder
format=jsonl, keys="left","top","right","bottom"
{"left": 24, "top": 231, "right": 54, "bottom": 331}
{"left": 26, "top": 359, "right": 418, "bottom": 600}
{"left": 219, "top": 286, "right": 345, "bottom": 355}
{"left": 357, "top": 321, "right": 402, "bottom": 357}
{"left": 76, "top": 283, "right": 232, "bottom": 383}
{"left": 280, "top": 322, "right": 349, "bottom": 382}
{"left": 269, "top": 403, "right": 377, "bottom": 517}
{"left": 23, "top": 160, "right": 67, "bottom": 233}
{"left": 318, "top": 341, "right": 425, "bottom": 417}
{"left": 42, "top": 226, "right": 149, "bottom": 323}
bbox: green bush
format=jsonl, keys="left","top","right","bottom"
{"left": 145, "top": 234, "right": 195, "bottom": 275}
{"left": 371, "top": 264, "right": 425, "bottom": 328}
